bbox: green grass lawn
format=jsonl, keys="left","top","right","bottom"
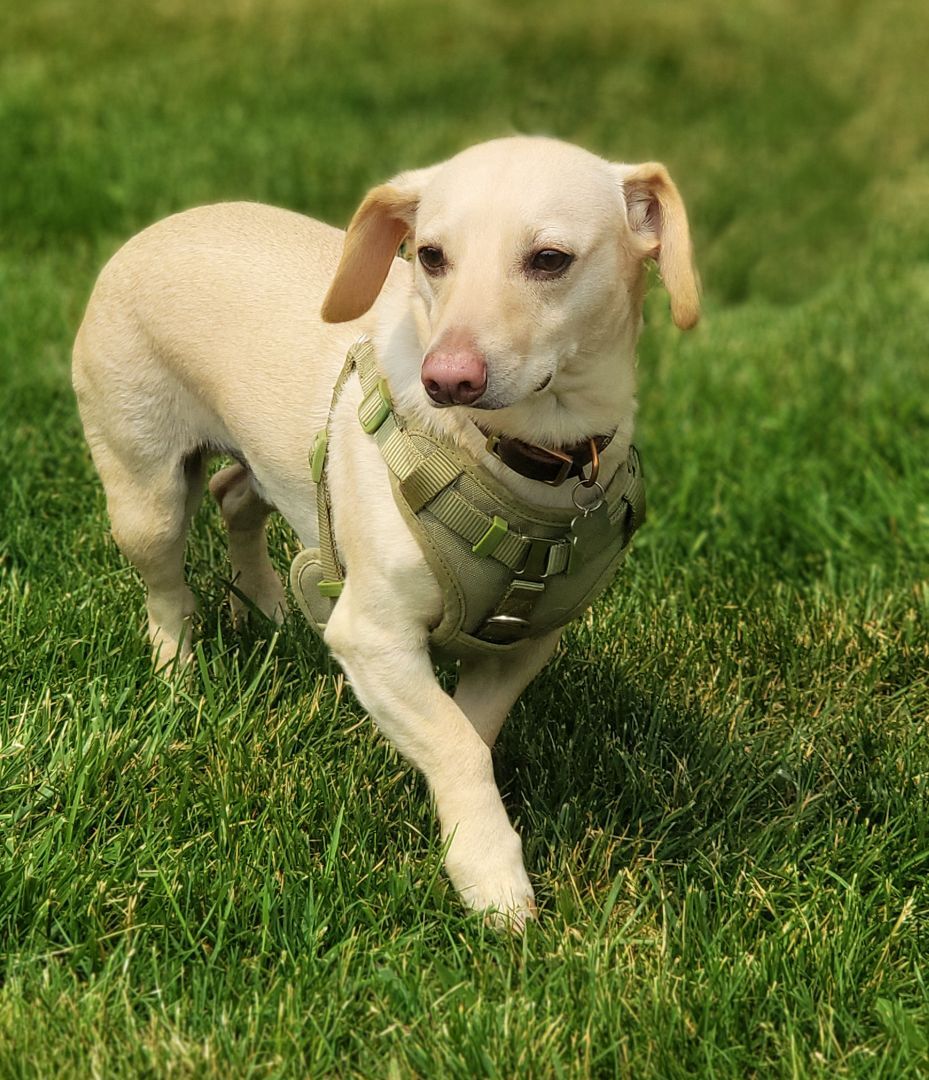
{"left": 2, "top": 1, "right": 929, "bottom": 1075}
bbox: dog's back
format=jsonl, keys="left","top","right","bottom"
{"left": 71, "top": 138, "right": 699, "bottom": 927}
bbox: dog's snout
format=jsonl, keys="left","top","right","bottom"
{"left": 421, "top": 335, "right": 488, "bottom": 406}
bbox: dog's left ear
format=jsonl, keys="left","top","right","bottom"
{"left": 322, "top": 167, "right": 437, "bottom": 323}
{"left": 616, "top": 162, "right": 700, "bottom": 330}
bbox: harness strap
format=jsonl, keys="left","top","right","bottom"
{"left": 363, "top": 403, "right": 576, "bottom": 576}
{"left": 312, "top": 349, "right": 359, "bottom": 597}
{"left": 310, "top": 337, "right": 645, "bottom": 648}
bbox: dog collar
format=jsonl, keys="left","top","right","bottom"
{"left": 482, "top": 431, "right": 614, "bottom": 487}
{"left": 293, "top": 337, "right": 646, "bottom": 655}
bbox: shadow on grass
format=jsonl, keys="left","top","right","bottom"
{"left": 208, "top": 605, "right": 819, "bottom": 883}
{"left": 493, "top": 643, "right": 828, "bottom": 889}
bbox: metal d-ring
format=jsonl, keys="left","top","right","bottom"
{"left": 571, "top": 479, "right": 606, "bottom": 514}
{"left": 582, "top": 437, "right": 600, "bottom": 487}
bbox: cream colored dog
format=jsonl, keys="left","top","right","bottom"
{"left": 72, "top": 136, "right": 698, "bottom": 927}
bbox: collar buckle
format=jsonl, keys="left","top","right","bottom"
{"left": 484, "top": 434, "right": 575, "bottom": 486}
{"left": 485, "top": 433, "right": 608, "bottom": 487}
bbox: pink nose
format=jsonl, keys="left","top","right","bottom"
{"left": 421, "top": 333, "right": 488, "bottom": 406}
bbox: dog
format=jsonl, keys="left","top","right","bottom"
{"left": 72, "top": 136, "right": 698, "bottom": 928}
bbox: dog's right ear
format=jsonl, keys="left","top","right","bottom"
{"left": 321, "top": 167, "right": 437, "bottom": 323}
{"left": 616, "top": 162, "right": 700, "bottom": 330}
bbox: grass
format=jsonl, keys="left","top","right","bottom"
{"left": 2, "top": 0, "right": 929, "bottom": 1075}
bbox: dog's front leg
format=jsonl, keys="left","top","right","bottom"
{"left": 324, "top": 583, "right": 536, "bottom": 928}
{"left": 453, "top": 630, "right": 563, "bottom": 748}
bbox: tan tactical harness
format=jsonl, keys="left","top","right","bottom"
{"left": 290, "top": 338, "right": 646, "bottom": 658}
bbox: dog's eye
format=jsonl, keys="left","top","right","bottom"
{"left": 529, "top": 249, "right": 574, "bottom": 277}
{"left": 418, "top": 246, "right": 447, "bottom": 274}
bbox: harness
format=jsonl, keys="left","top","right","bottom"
{"left": 290, "top": 338, "right": 646, "bottom": 657}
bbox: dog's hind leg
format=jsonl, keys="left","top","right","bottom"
{"left": 90, "top": 442, "right": 205, "bottom": 668}
{"left": 209, "top": 463, "right": 288, "bottom": 625}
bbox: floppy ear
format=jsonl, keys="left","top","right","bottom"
{"left": 321, "top": 167, "right": 436, "bottom": 323}
{"left": 618, "top": 162, "right": 700, "bottom": 330}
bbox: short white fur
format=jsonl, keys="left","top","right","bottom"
{"left": 72, "top": 136, "right": 699, "bottom": 928}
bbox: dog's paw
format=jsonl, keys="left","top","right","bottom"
{"left": 230, "top": 573, "right": 289, "bottom": 626}
{"left": 444, "top": 823, "right": 537, "bottom": 932}
{"left": 469, "top": 880, "right": 538, "bottom": 933}
{"left": 150, "top": 627, "right": 194, "bottom": 672}
{"left": 148, "top": 592, "right": 197, "bottom": 671}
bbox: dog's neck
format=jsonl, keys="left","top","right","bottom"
{"left": 371, "top": 279, "right": 642, "bottom": 504}
{"left": 478, "top": 429, "right": 614, "bottom": 487}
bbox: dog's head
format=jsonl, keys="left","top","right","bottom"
{"left": 322, "top": 137, "right": 698, "bottom": 435}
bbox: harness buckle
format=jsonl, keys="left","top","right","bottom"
{"left": 516, "top": 537, "right": 568, "bottom": 579}
{"left": 477, "top": 579, "right": 545, "bottom": 644}
{"left": 478, "top": 614, "right": 532, "bottom": 644}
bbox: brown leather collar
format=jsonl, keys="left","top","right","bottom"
{"left": 483, "top": 430, "right": 614, "bottom": 486}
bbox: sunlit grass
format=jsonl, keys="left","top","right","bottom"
{"left": 1, "top": 1, "right": 928, "bottom": 1076}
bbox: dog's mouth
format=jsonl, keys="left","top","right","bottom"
{"left": 424, "top": 366, "right": 555, "bottom": 411}
{"left": 449, "top": 371, "right": 553, "bottom": 411}
{"left": 468, "top": 371, "right": 548, "bottom": 408}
